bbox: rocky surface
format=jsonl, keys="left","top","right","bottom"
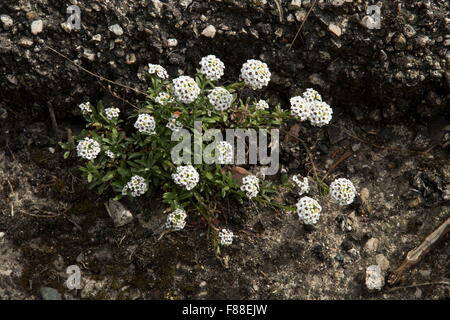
{"left": 0, "top": 0, "right": 448, "bottom": 121}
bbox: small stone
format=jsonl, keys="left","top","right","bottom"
{"left": 288, "top": 0, "right": 302, "bottom": 10}
{"left": 83, "top": 49, "right": 95, "bottom": 61}
{"left": 0, "top": 232, "right": 5, "bottom": 238}
{"left": 294, "top": 10, "right": 307, "bottom": 22}
{"left": 415, "top": 35, "right": 429, "bottom": 47}
{"left": 167, "top": 38, "right": 178, "bottom": 47}
{"left": 375, "top": 254, "right": 390, "bottom": 271}
{"left": 402, "top": 24, "right": 416, "bottom": 38}
{"left": 39, "top": 287, "right": 62, "bottom": 300}
{"left": 365, "top": 265, "right": 384, "bottom": 291}
{"left": 180, "top": 0, "right": 193, "bottom": 8}
{"left": 105, "top": 199, "right": 133, "bottom": 227}
{"left": 201, "top": 25, "right": 216, "bottom": 38}
{"left": 125, "top": 53, "right": 136, "bottom": 64}
{"left": 60, "top": 21, "right": 73, "bottom": 33}
{"left": 328, "top": 24, "right": 342, "bottom": 37}
{"left": 92, "top": 34, "right": 102, "bottom": 41}
{"left": 407, "top": 196, "right": 423, "bottom": 208}
{"left": 31, "top": 20, "right": 43, "bottom": 35}
{"left": 109, "top": 24, "right": 124, "bottom": 36}
{"left": 363, "top": 238, "right": 379, "bottom": 254}
{"left": 152, "top": 0, "right": 164, "bottom": 17}
{"left": 393, "top": 33, "right": 407, "bottom": 50}
{"left": 0, "top": 14, "right": 13, "bottom": 28}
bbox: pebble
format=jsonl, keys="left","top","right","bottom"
{"left": 403, "top": 24, "right": 416, "bottom": 38}
{"left": 363, "top": 238, "right": 379, "bottom": 254}
{"left": 393, "top": 33, "right": 407, "bottom": 50}
{"left": 0, "top": 232, "right": 5, "bottom": 238}
{"left": 328, "top": 24, "right": 342, "bottom": 37}
{"left": 365, "top": 265, "right": 384, "bottom": 291}
{"left": 83, "top": 48, "right": 96, "bottom": 61}
{"left": 288, "top": 0, "right": 302, "bottom": 10}
{"left": 31, "top": 20, "right": 43, "bottom": 35}
{"left": 18, "top": 38, "right": 33, "bottom": 47}
{"left": 92, "top": 34, "right": 102, "bottom": 41}
{"left": 0, "top": 14, "right": 13, "bottom": 28}
{"left": 167, "top": 38, "right": 178, "bottom": 47}
{"left": 39, "top": 287, "right": 62, "bottom": 300}
{"left": 109, "top": 24, "right": 124, "bottom": 36}
{"left": 125, "top": 53, "right": 136, "bottom": 64}
{"left": 201, "top": 25, "right": 216, "bottom": 38}
{"left": 105, "top": 199, "right": 133, "bottom": 227}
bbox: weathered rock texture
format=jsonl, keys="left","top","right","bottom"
{"left": 0, "top": 0, "right": 448, "bottom": 120}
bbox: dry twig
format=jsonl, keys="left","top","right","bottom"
{"left": 388, "top": 217, "right": 450, "bottom": 285}
{"left": 289, "top": 0, "right": 318, "bottom": 51}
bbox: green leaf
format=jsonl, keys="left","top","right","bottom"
{"left": 63, "top": 151, "right": 70, "bottom": 159}
{"left": 101, "top": 171, "right": 115, "bottom": 182}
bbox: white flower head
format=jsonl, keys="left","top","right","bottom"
{"left": 308, "top": 101, "right": 333, "bottom": 127}
{"left": 122, "top": 175, "right": 148, "bottom": 197}
{"left": 79, "top": 102, "right": 92, "bottom": 115}
{"left": 148, "top": 63, "right": 169, "bottom": 79}
{"left": 166, "top": 114, "right": 183, "bottom": 132}
{"left": 219, "top": 229, "right": 234, "bottom": 246}
{"left": 105, "top": 107, "right": 120, "bottom": 120}
{"left": 240, "top": 174, "right": 260, "bottom": 199}
{"left": 240, "top": 59, "right": 271, "bottom": 90}
{"left": 166, "top": 208, "right": 187, "bottom": 231}
{"left": 296, "top": 196, "right": 322, "bottom": 225}
{"left": 330, "top": 178, "right": 356, "bottom": 206}
{"left": 208, "top": 87, "right": 233, "bottom": 111}
{"left": 255, "top": 99, "right": 269, "bottom": 110}
{"left": 216, "top": 141, "right": 233, "bottom": 164}
{"left": 292, "top": 175, "right": 309, "bottom": 195}
{"left": 303, "top": 88, "right": 322, "bottom": 103}
{"left": 172, "top": 76, "right": 200, "bottom": 104}
{"left": 290, "top": 96, "right": 311, "bottom": 121}
{"left": 155, "top": 92, "right": 174, "bottom": 105}
{"left": 134, "top": 114, "right": 156, "bottom": 135}
{"left": 105, "top": 150, "right": 115, "bottom": 159}
{"left": 172, "top": 165, "right": 200, "bottom": 191}
{"left": 199, "top": 55, "right": 225, "bottom": 81}
{"left": 76, "top": 137, "right": 101, "bottom": 160}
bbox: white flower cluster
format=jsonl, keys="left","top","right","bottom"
{"left": 240, "top": 59, "right": 271, "bottom": 90}
{"left": 105, "top": 150, "right": 115, "bottom": 159}
{"left": 290, "top": 88, "right": 333, "bottom": 126}
{"left": 199, "top": 55, "right": 225, "bottom": 81}
{"left": 255, "top": 99, "right": 269, "bottom": 110}
{"left": 79, "top": 102, "right": 92, "bottom": 115}
{"left": 134, "top": 114, "right": 156, "bottom": 135}
{"left": 155, "top": 92, "right": 174, "bottom": 105}
{"left": 296, "top": 196, "right": 322, "bottom": 225}
{"left": 172, "top": 76, "right": 201, "bottom": 104}
{"left": 240, "top": 175, "right": 260, "bottom": 199}
{"left": 293, "top": 175, "right": 309, "bottom": 195}
{"left": 76, "top": 137, "right": 101, "bottom": 160}
{"left": 166, "top": 114, "right": 183, "bottom": 132}
{"left": 219, "top": 229, "right": 234, "bottom": 246}
{"left": 105, "top": 107, "right": 120, "bottom": 120}
{"left": 122, "top": 175, "right": 148, "bottom": 197}
{"left": 148, "top": 63, "right": 169, "bottom": 79}
{"left": 172, "top": 165, "right": 200, "bottom": 191}
{"left": 216, "top": 141, "right": 233, "bottom": 164}
{"left": 166, "top": 208, "right": 187, "bottom": 231}
{"left": 330, "top": 178, "right": 356, "bottom": 206}
{"left": 208, "top": 87, "right": 233, "bottom": 111}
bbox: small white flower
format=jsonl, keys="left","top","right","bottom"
{"left": 330, "top": 178, "right": 356, "bottom": 206}
{"left": 208, "top": 87, "right": 233, "bottom": 111}
{"left": 172, "top": 76, "right": 201, "bottom": 104}
{"left": 302, "top": 88, "right": 322, "bottom": 103}
{"left": 172, "top": 165, "right": 200, "bottom": 191}
{"left": 296, "top": 196, "right": 322, "bottom": 225}
{"left": 240, "top": 174, "right": 260, "bottom": 199}
{"left": 134, "top": 114, "right": 156, "bottom": 135}
{"left": 105, "top": 150, "right": 115, "bottom": 159}
{"left": 308, "top": 101, "right": 333, "bottom": 127}
{"left": 79, "top": 102, "right": 92, "bottom": 115}
{"left": 122, "top": 175, "right": 148, "bottom": 197}
{"left": 292, "top": 175, "right": 309, "bottom": 195}
{"left": 166, "top": 114, "right": 183, "bottom": 132}
{"left": 219, "top": 229, "right": 234, "bottom": 246}
{"left": 240, "top": 59, "right": 271, "bottom": 90}
{"left": 166, "top": 208, "right": 187, "bottom": 231}
{"left": 290, "top": 96, "right": 311, "bottom": 121}
{"left": 76, "top": 137, "right": 101, "bottom": 160}
{"left": 255, "top": 99, "right": 269, "bottom": 110}
{"left": 199, "top": 55, "right": 225, "bottom": 81}
{"left": 216, "top": 141, "right": 233, "bottom": 164}
{"left": 105, "top": 107, "right": 120, "bottom": 120}
{"left": 155, "top": 92, "right": 174, "bottom": 105}
{"left": 148, "top": 63, "right": 169, "bottom": 79}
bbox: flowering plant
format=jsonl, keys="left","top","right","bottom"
{"left": 61, "top": 56, "right": 353, "bottom": 253}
